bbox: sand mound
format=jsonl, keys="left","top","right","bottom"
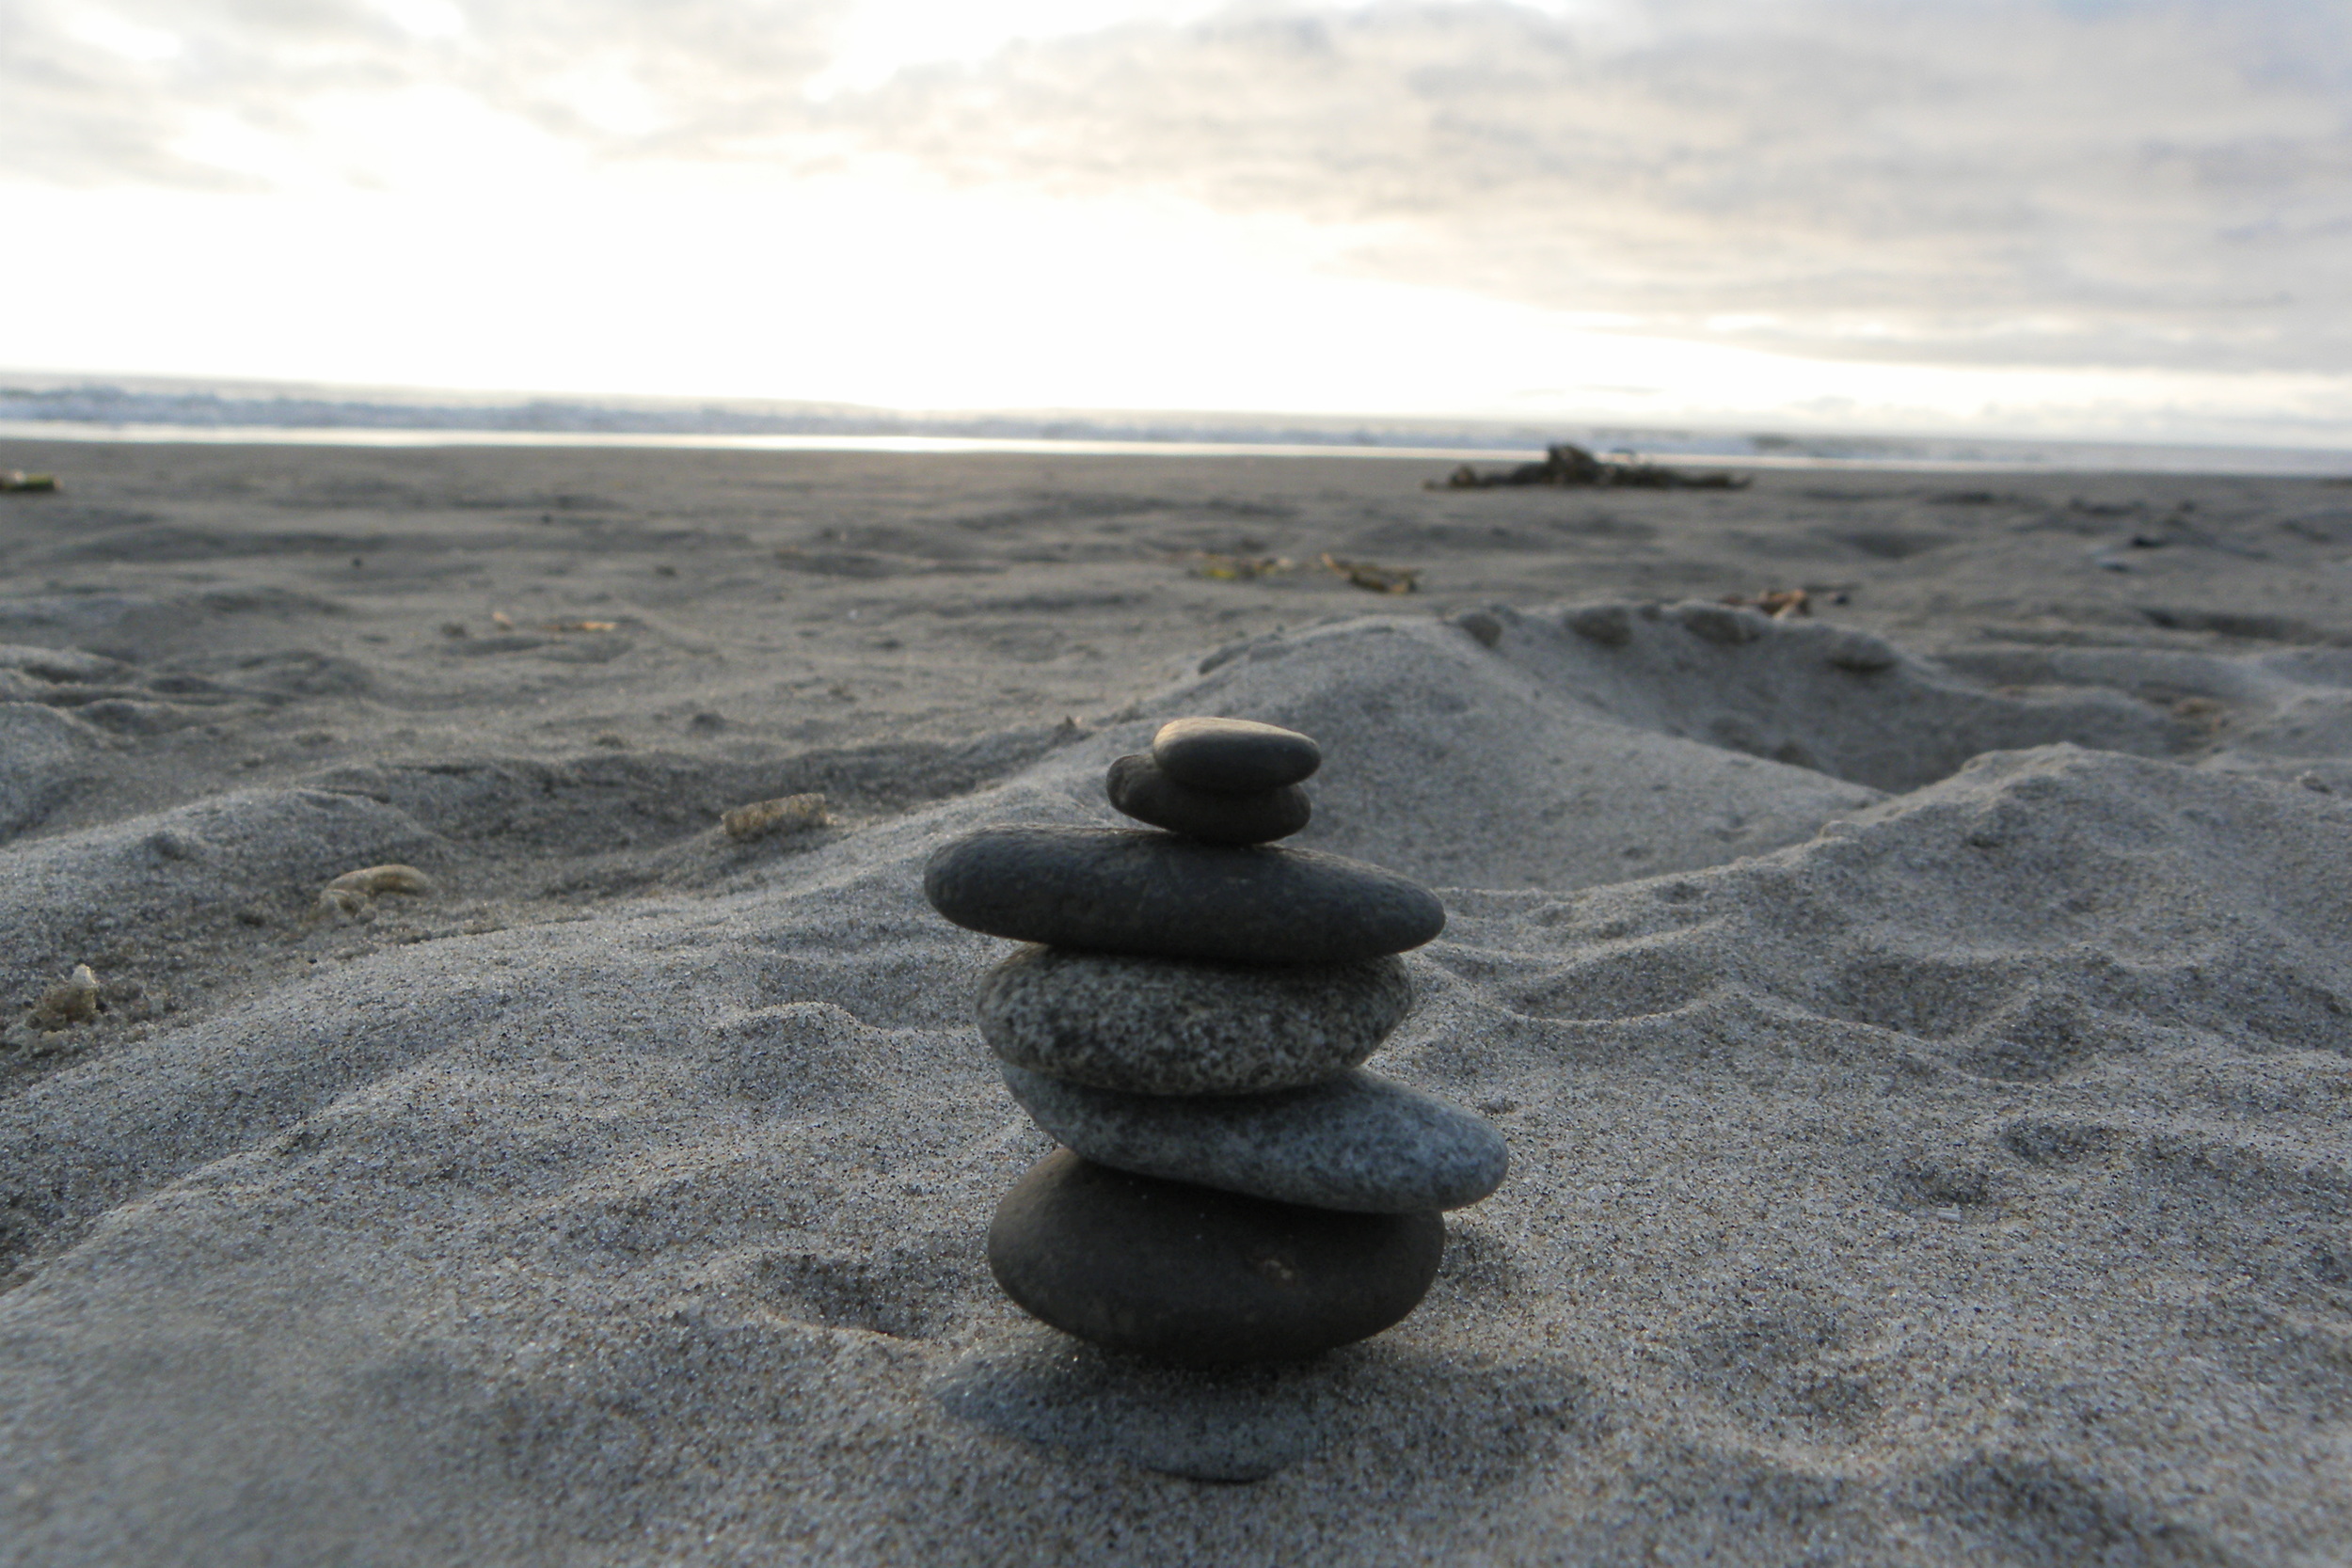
{"left": 0, "top": 702, "right": 106, "bottom": 841}
{"left": 1118, "top": 600, "right": 2195, "bottom": 888}
{"left": 4, "top": 597, "right": 2350, "bottom": 1565}
{"left": 0, "top": 788, "right": 444, "bottom": 1013}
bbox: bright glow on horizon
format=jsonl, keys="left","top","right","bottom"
{"left": 10, "top": 174, "right": 2344, "bottom": 449}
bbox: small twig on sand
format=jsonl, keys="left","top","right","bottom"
{"left": 1721, "top": 589, "right": 1811, "bottom": 619}
{"left": 722, "top": 793, "right": 831, "bottom": 842}
{"left": 1180, "top": 552, "right": 1295, "bottom": 581}
{"left": 1320, "top": 553, "right": 1421, "bottom": 594}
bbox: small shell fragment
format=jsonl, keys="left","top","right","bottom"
{"left": 326, "top": 864, "right": 436, "bottom": 896}
{"left": 31, "top": 964, "right": 101, "bottom": 1028}
{"left": 313, "top": 863, "right": 435, "bottom": 923}
{"left": 315, "top": 886, "right": 373, "bottom": 923}
{"left": 722, "top": 793, "right": 830, "bottom": 842}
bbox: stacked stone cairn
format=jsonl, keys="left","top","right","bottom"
{"left": 923, "top": 717, "right": 1509, "bottom": 1365}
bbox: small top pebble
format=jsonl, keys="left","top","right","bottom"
{"left": 1152, "top": 718, "right": 1320, "bottom": 795}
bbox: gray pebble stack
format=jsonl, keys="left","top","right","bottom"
{"left": 922, "top": 717, "right": 1509, "bottom": 1364}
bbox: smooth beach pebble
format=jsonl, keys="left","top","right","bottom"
{"left": 1104, "top": 752, "right": 1311, "bottom": 845}
{"left": 1152, "top": 717, "right": 1321, "bottom": 795}
{"left": 923, "top": 827, "right": 1444, "bottom": 964}
{"left": 987, "top": 1149, "right": 1444, "bottom": 1365}
{"left": 978, "top": 946, "right": 1411, "bottom": 1095}
{"left": 1000, "top": 1064, "right": 1509, "bottom": 1212}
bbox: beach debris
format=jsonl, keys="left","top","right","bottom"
{"left": 925, "top": 717, "right": 1503, "bottom": 1369}
{"left": 30, "top": 964, "right": 101, "bottom": 1029}
{"left": 491, "top": 610, "right": 516, "bottom": 629}
{"left": 2172, "top": 696, "right": 2226, "bottom": 724}
{"left": 542, "top": 619, "right": 619, "bottom": 633}
{"left": 722, "top": 792, "right": 830, "bottom": 842}
{"left": 1, "top": 470, "right": 59, "bottom": 493}
{"left": 331, "top": 863, "right": 435, "bottom": 897}
{"left": 1432, "top": 442, "right": 1750, "bottom": 491}
{"left": 1320, "top": 553, "right": 1419, "bottom": 594}
{"left": 313, "top": 863, "right": 436, "bottom": 923}
{"left": 7, "top": 963, "right": 150, "bottom": 1053}
{"left": 1721, "top": 588, "right": 1811, "bottom": 619}
{"left": 1183, "top": 551, "right": 1294, "bottom": 582}
{"left": 313, "top": 888, "right": 370, "bottom": 923}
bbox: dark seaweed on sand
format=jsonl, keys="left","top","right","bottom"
{"left": 1433, "top": 442, "right": 1750, "bottom": 491}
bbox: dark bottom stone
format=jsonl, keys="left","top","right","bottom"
{"left": 987, "top": 1149, "right": 1444, "bottom": 1366}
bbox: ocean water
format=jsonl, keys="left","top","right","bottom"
{"left": 3, "top": 381, "right": 2349, "bottom": 477}
{"left": 0, "top": 420, "right": 1542, "bottom": 464}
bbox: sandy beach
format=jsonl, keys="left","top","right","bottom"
{"left": 4, "top": 436, "right": 2352, "bottom": 1565}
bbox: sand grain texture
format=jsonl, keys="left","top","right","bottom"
{"left": 3, "top": 441, "right": 2351, "bottom": 1564}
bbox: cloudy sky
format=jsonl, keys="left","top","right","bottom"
{"left": 6, "top": 0, "right": 2349, "bottom": 443}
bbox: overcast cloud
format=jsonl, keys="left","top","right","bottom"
{"left": 7, "top": 0, "right": 2348, "bottom": 377}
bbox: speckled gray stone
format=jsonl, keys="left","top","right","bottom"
{"left": 977, "top": 945, "right": 1410, "bottom": 1095}
{"left": 1000, "top": 1064, "right": 1510, "bottom": 1212}
{"left": 922, "top": 826, "right": 1445, "bottom": 963}
{"left": 1152, "top": 718, "right": 1321, "bottom": 794}
{"left": 987, "top": 1149, "right": 1444, "bottom": 1365}
{"left": 1105, "top": 752, "right": 1311, "bottom": 845}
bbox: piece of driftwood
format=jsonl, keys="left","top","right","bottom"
{"left": 1320, "top": 553, "right": 1420, "bottom": 594}
{"left": 1722, "top": 589, "right": 1811, "bottom": 618}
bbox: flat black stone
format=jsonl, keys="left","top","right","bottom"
{"left": 1152, "top": 718, "right": 1321, "bottom": 795}
{"left": 988, "top": 1149, "right": 1445, "bottom": 1365}
{"left": 923, "top": 827, "right": 1445, "bottom": 963}
{"left": 1105, "top": 753, "right": 1311, "bottom": 844}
